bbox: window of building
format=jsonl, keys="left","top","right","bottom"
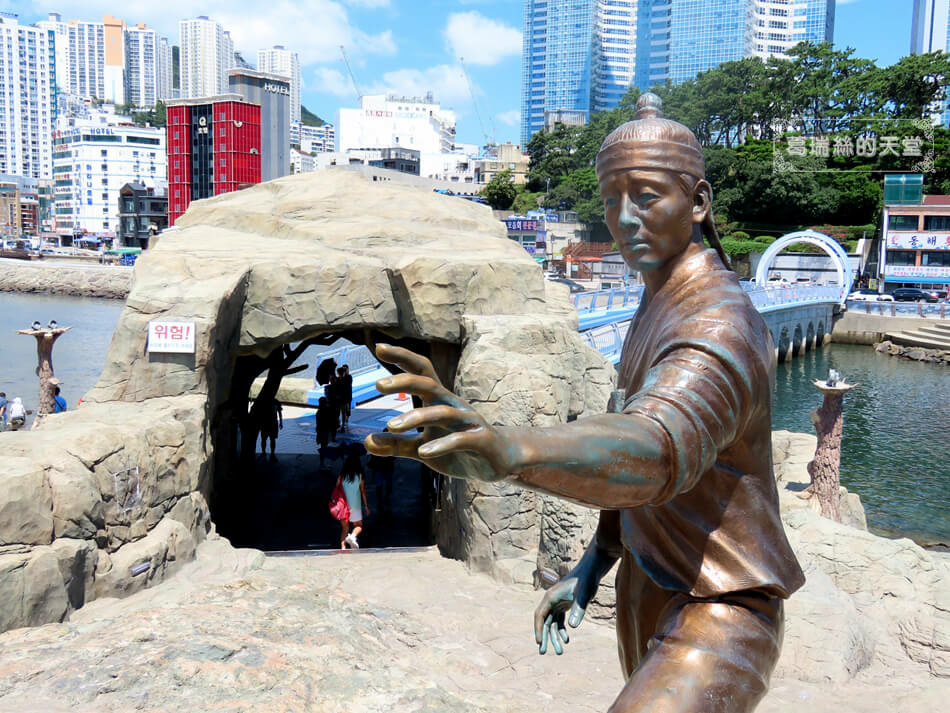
{"left": 887, "top": 250, "right": 917, "bottom": 266}
{"left": 889, "top": 214, "right": 919, "bottom": 231}
{"left": 923, "top": 215, "right": 950, "bottom": 231}
{"left": 922, "top": 251, "right": 950, "bottom": 267}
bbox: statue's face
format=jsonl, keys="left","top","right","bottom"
{"left": 601, "top": 169, "right": 696, "bottom": 272}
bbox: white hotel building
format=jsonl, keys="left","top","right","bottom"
{"left": 0, "top": 13, "right": 56, "bottom": 180}
{"left": 52, "top": 113, "right": 166, "bottom": 235}
{"left": 337, "top": 94, "right": 462, "bottom": 179}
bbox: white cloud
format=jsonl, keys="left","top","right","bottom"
{"left": 371, "top": 64, "right": 472, "bottom": 106}
{"left": 313, "top": 67, "right": 357, "bottom": 98}
{"left": 313, "top": 62, "right": 472, "bottom": 109}
{"left": 28, "top": 0, "right": 395, "bottom": 65}
{"left": 496, "top": 109, "right": 519, "bottom": 127}
{"left": 443, "top": 11, "right": 521, "bottom": 66}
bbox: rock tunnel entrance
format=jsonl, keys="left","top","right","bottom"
{"left": 208, "top": 328, "right": 460, "bottom": 552}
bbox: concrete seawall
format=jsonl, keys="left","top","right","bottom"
{"left": 0, "top": 259, "right": 131, "bottom": 299}
{"left": 832, "top": 310, "right": 946, "bottom": 345}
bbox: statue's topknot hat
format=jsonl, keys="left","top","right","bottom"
{"left": 595, "top": 92, "right": 732, "bottom": 269}
{"left": 595, "top": 92, "right": 705, "bottom": 181}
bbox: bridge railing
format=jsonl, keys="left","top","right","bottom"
{"left": 846, "top": 299, "right": 950, "bottom": 319}
{"left": 743, "top": 284, "right": 843, "bottom": 310}
{"left": 312, "top": 344, "right": 380, "bottom": 384}
{"left": 581, "top": 319, "right": 632, "bottom": 361}
{"left": 572, "top": 285, "right": 644, "bottom": 313}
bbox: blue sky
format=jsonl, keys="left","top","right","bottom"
{"left": 9, "top": 1, "right": 916, "bottom": 147}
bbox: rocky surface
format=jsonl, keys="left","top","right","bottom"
{"left": 0, "top": 397, "right": 212, "bottom": 633}
{"left": 0, "top": 170, "right": 611, "bottom": 632}
{"left": 0, "top": 260, "right": 130, "bottom": 299}
{"left": 0, "top": 536, "right": 947, "bottom": 713}
{"left": 874, "top": 339, "right": 950, "bottom": 365}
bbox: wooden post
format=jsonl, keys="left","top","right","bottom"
{"left": 16, "top": 324, "right": 73, "bottom": 429}
{"left": 806, "top": 376, "right": 857, "bottom": 523}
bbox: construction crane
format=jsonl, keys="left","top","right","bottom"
{"left": 339, "top": 45, "right": 363, "bottom": 101}
{"left": 459, "top": 56, "right": 494, "bottom": 148}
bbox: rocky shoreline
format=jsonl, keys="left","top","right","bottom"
{"left": 0, "top": 260, "right": 130, "bottom": 299}
{"left": 873, "top": 339, "right": 950, "bottom": 365}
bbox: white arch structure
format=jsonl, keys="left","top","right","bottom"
{"left": 755, "top": 230, "right": 853, "bottom": 302}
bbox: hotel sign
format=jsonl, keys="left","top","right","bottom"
{"left": 887, "top": 232, "right": 950, "bottom": 250}
{"left": 263, "top": 82, "right": 290, "bottom": 95}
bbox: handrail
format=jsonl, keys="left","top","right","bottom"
{"left": 572, "top": 285, "right": 644, "bottom": 313}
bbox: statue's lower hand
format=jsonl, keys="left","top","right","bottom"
{"left": 364, "top": 344, "right": 515, "bottom": 482}
{"left": 534, "top": 569, "right": 597, "bottom": 656}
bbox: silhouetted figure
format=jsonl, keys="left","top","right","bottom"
{"left": 258, "top": 398, "right": 283, "bottom": 457}
{"left": 316, "top": 396, "right": 337, "bottom": 463}
{"left": 337, "top": 365, "right": 353, "bottom": 431}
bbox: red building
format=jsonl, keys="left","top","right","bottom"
{"left": 167, "top": 95, "right": 262, "bottom": 225}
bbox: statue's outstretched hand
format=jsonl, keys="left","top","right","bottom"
{"left": 534, "top": 567, "right": 599, "bottom": 656}
{"left": 364, "top": 344, "right": 515, "bottom": 482}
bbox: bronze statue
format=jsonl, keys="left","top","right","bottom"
{"left": 365, "top": 93, "right": 804, "bottom": 713}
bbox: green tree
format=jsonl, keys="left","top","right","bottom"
{"left": 301, "top": 105, "right": 324, "bottom": 127}
{"left": 512, "top": 185, "right": 542, "bottom": 215}
{"left": 483, "top": 169, "right": 517, "bottom": 210}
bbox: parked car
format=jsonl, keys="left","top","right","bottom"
{"left": 892, "top": 287, "right": 939, "bottom": 303}
{"left": 848, "top": 289, "right": 894, "bottom": 302}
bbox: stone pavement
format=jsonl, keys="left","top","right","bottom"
{"left": 0, "top": 536, "right": 946, "bottom": 713}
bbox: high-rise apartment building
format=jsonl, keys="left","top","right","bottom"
{"left": 179, "top": 17, "right": 235, "bottom": 99}
{"left": 521, "top": 0, "right": 836, "bottom": 145}
{"left": 39, "top": 13, "right": 171, "bottom": 109}
{"left": 126, "top": 24, "right": 173, "bottom": 108}
{"left": 166, "top": 96, "right": 261, "bottom": 224}
{"left": 0, "top": 13, "right": 56, "bottom": 179}
{"left": 257, "top": 46, "right": 301, "bottom": 124}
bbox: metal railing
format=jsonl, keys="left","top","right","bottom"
{"left": 845, "top": 299, "right": 950, "bottom": 320}
{"left": 312, "top": 344, "right": 379, "bottom": 383}
{"left": 581, "top": 319, "right": 632, "bottom": 362}
{"left": 572, "top": 285, "right": 643, "bottom": 313}
{"left": 742, "top": 284, "right": 843, "bottom": 311}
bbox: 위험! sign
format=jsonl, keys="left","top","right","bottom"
{"left": 148, "top": 321, "right": 196, "bottom": 353}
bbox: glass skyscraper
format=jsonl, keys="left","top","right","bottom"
{"left": 521, "top": 1, "right": 836, "bottom": 145}
{"left": 521, "top": 0, "right": 595, "bottom": 146}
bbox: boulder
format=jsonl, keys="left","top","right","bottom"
{"left": 0, "top": 461, "right": 54, "bottom": 546}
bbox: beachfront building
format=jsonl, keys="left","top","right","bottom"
{"left": 293, "top": 122, "right": 336, "bottom": 154}
{"left": 179, "top": 16, "right": 234, "bottom": 99}
{"left": 166, "top": 95, "right": 261, "bottom": 225}
{"left": 0, "top": 13, "right": 56, "bottom": 180}
{"left": 228, "top": 69, "right": 290, "bottom": 182}
{"left": 879, "top": 174, "right": 950, "bottom": 294}
{"left": 911, "top": 0, "right": 950, "bottom": 126}
{"left": 51, "top": 113, "right": 166, "bottom": 236}
{"left": 257, "top": 46, "right": 301, "bottom": 125}
{"left": 337, "top": 94, "right": 466, "bottom": 179}
{"left": 117, "top": 181, "right": 167, "bottom": 247}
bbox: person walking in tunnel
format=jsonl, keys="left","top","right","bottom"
{"left": 339, "top": 449, "right": 369, "bottom": 549}
{"left": 316, "top": 396, "right": 337, "bottom": 465}
{"left": 337, "top": 364, "right": 353, "bottom": 432}
{"left": 259, "top": 397, "right": 283, "bottom": 458}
